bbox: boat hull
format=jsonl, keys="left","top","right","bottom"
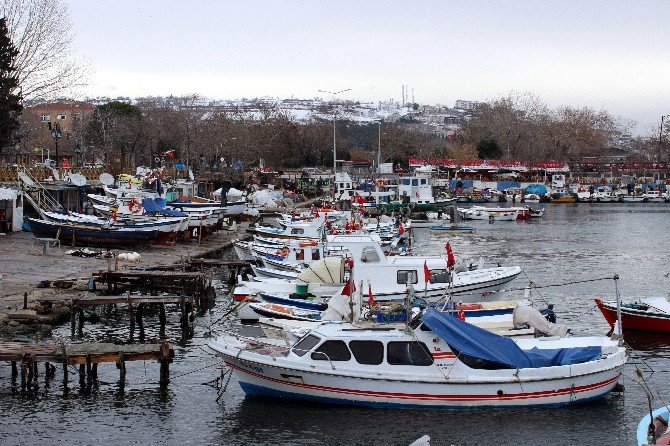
{"left": 29, "top": 218, "right": 157, "bottom": 248}
{"left": 216, "top": 352, "right": 623, "bottom": 409}
{"left": 595, "top": 299, "right": 670, "bottom": 333}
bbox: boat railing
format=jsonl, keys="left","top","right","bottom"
{"left": 309, "top": 350, "right": 337, "bottom": 370}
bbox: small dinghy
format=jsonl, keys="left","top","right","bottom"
{"left": 637, "top": 406, "right": 670, "bottom": 445}
{"left": 247, "top": 302, "right": 322, "bottom": 321}
{"left": 595, "top": 297, "right": 670, "bottom": 333}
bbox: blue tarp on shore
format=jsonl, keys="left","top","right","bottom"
{"left": 142, "top": 198, "right": 188, "bottom": 217}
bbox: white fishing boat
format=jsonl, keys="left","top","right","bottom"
{"left": 469, "top": 205, "right": 544, "bottom": 219}
{"left": 209, "top": 307, "right": 626, "bottom": 409}
{"left": 458, "top": 207, "right": 517, "bottom": 221}
{"left": 643, "top": 189, "right": 665, "bottom": 203}
{"left": 234, "top": 234, "right": 521, "bottom": 303}
{"left": 251, "top": 218, "right": 324, "bottom": 241}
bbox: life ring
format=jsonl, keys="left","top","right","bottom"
{"left": 376, "top": 178, "right": 387, "bottom": 188}
{"left": 129, "top": 199, "right": 142, "bottom": 215}
{"left": 154, "top": 156, "right": 161, "bottom": 163}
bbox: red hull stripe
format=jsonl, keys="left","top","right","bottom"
{"left": 226, "top": 362, "right": 620, "bottom": 402}
{"left": 432, "top": 352, "right": 456, "bottom": 359}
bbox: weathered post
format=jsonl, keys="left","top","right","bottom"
{"left": 159, "top": 342, "right": 170, "bottom": 386}
{"left": 159, "top": 303, "right": 166, "bottom": 334}
{"left": 20, "top": 357, "right": 27, "bottom": 390}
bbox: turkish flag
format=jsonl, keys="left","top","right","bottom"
{"left": 423, "top": 260, "right": 431, "bottom": 283}
{"left": 446, "top": 242, "right": 456, "bottom": 270}
{"left": 368, "top": 283, "right": 375, "bottom": 306}
{"left": 342, "top": 277, "right": 356, "bottom": 296}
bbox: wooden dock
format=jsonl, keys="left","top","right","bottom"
{"left": 38, "top": 293, "right": 195, "bottom": 334}
{"left": 0, "top": 341, "right": 173, "bottom": 388}
{"left": 93, "top": 270, "right": 208, "bottom": 297}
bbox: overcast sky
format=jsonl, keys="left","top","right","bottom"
{"left": 66, "top": 0, "right": 669, "bottom": 135}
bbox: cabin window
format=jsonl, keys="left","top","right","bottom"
{"left": 361, "top": 246, "right": 381, "bottom": 263}
{"left": 401, "top": 179, "right": 410, "bottom": 185}
{"left": 311, "top": 249, "right": 320, "bottom": 261}
{"left": 429, "top": 269, "right": 451, "bottom": 283}
{"left": 291, "top": 228, "right": 304, "bottom": 234}
{"left": 349, "top": 340, "right": 384, "bottom": 365}
{"left": 411, "top": 179, "right": 419, "bottom": 186}
{"left": 340, "top": 183, "right": 345, "bottom": 189}
{"left": 420, "top": 179, "right": 427, "bottom": 185}
{"left": 387, "top": 341, "right": 433, "bottom": 366}
{"left": 311, "top": 340, "right": 351, "bottom": 361}
{"left": 296, "top": 249, "right": 305, "bottom": 260}
{"left": 293, "top": 334, "right": 320, "bottom": 357}
{"left": 397, "top": 270, "right": 418, "bottom": 284}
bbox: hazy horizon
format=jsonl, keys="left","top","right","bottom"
{"left": 65, "top": 0, "right": 669, "bottom": 136}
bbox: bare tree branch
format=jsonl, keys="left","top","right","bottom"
{"left": 0, "top": 0, "right": 87, "bottom": 99}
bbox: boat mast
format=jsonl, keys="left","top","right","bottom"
{"left": 614, "top": 274, "right": 623, "bottom": 345}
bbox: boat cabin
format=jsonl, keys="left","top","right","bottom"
{"left": 398, "top": 174, "right": 434, "bottom": 204}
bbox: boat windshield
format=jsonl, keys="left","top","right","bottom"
{"left": 292, "top": 334, "right": 321, "bottom": 357}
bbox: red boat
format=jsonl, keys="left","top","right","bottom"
{"left": 595, "top": 297, "right": 670, "bottom": 333}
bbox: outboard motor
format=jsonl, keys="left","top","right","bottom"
{"left": 541, "top": 304, "right": 557, "bottom": 324}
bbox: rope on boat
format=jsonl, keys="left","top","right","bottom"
{"left": 501, "top": 275, "right": 618, "bottom": 294}
{"left": 204, "top": 299, "right": 250, "bottom": 335}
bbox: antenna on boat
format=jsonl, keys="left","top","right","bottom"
{"left": 405, "top": 277, "right": 412, "bottom": 331}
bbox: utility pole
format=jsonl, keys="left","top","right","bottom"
{"left": 660, "top": 115, "right": 669, "bottom": 161}
{"left": 318, "top": 88, "right": 351, "bottom": 181}
{"left": 377, "top": 121, "right": 382, "bottom": 172}
{"left": 49, "top": 122, "right": 62, "bottom": 168}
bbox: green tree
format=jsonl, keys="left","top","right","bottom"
{"left": 476, "top": 137, "right": 502, "bottom": 159}
{"left": 86, "top": 101, "right": 143, "bottom": 169}
{"left": 0, "top": 17, "right": 22, "bottom": 155}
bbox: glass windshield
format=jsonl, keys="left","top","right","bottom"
{"left": 293, "top": 334, "right": 320, "bottom": 357}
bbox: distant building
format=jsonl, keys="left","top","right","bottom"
{"left": 22, "top": 101, "right": 96, "bottom": 166}
{"left": 28, "top": 101, "right": 95, "bottom": 135}
{"left": 454, "top": 100, "right": 482, "bottom": 111}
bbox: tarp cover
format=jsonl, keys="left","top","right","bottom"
{"left": 421, "top": 307, "right": 601, "bottom": 369}
{"left": 142, "top": 198, "right": 187, "bottom": 217}
{"left": 525, "top": 184, "right": 548, "bottom": 195}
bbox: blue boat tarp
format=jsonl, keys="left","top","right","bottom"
{"left": 524, "top": 184, "right": 548, "bottom": 195}
{"left": 421, "top": 308, "right": 601, "bottom": 369}
{"left": 497, "top": 181, "right": 521, "bottom": 192}
{"left": 142, "top": 198, "right": 188, "bottom": 217}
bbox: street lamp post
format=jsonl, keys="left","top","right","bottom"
{"left": 318, "top": 88, "right": 351, "bottom": 179}
{"left": 660, "top": 115, "right": 669, "bottom": 161}
{"left": 49, "top": 122, "right": 62, "bottom": 168}
{"left": 377, "top": 121, "right": 382, "bottom": 172}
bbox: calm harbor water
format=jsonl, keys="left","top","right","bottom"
{"left": 2, "top": 203, "right": 670, "bottom": 445}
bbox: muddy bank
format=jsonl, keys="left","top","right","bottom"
{"left": 0, "top": 225, "right": 248, "bottom": 338}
